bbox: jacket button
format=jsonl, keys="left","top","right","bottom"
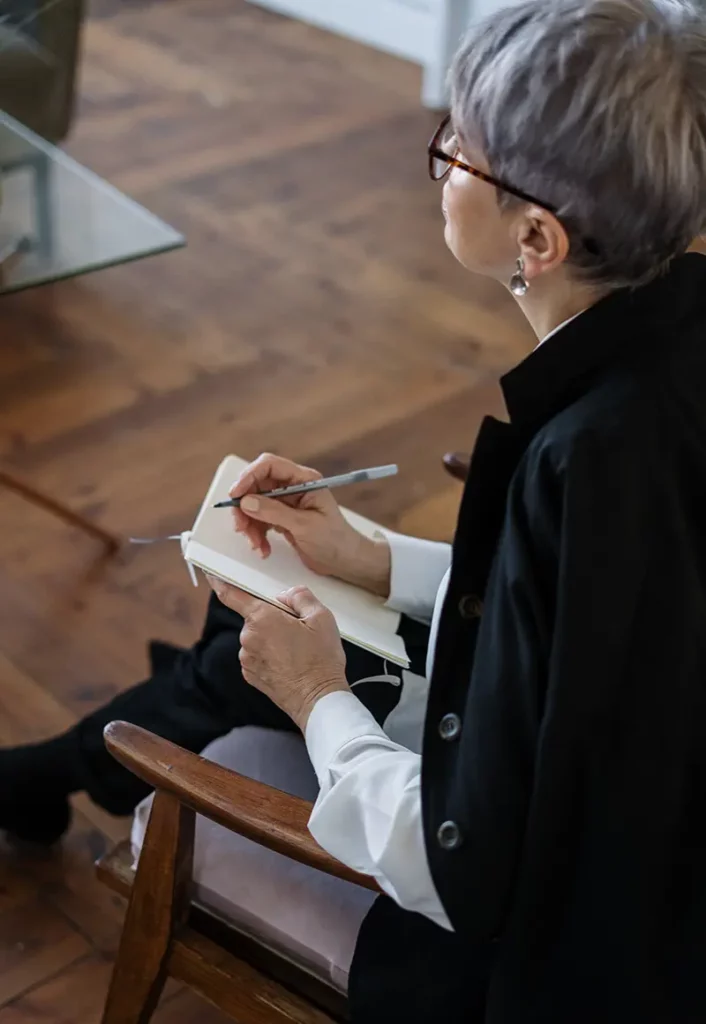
{"left": 438, "top": 713, "right": 461, "bottom": 741}
{"left": 436, "top": 820, "right": 463, "bottom": 850}
{"left": 458, "top": 594, "right": 483, "bottom": 619}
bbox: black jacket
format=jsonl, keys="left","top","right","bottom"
{"left": 350, "top": 254, "right": 706, "bottom": 1023}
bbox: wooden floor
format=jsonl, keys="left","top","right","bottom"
{"left": 0, "top": 0, "right": 532, "bottom": 1019}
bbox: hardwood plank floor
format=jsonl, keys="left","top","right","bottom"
{"left": 0, "top": 0, "right": 533, "bottom": 1018}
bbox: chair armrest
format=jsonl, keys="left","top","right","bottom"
{"left": 104, "top": 721, "right": 380, "bottom": 894}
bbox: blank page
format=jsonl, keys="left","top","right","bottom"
{"left": 184, "top": 456, "right": 408, "bottom": 666}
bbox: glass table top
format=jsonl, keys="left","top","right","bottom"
{"left": 0, "top": 111, "right": 184, "bottom": 294}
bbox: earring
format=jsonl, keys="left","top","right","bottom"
{"left": 509, "top": 257, "right": 529, "bottom": 297}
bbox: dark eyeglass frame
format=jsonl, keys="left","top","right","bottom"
{"left": 427, "top": 114, "right": 557, "bottom": 214}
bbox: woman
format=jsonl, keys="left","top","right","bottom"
{"left": 4, "top": 0, "right": 706, "bottom": 1018}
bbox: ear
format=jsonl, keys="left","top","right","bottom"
{"left": 515, "top": 206, "right": 570, "bottom": 282}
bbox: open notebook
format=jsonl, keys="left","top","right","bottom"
{"left": 182, "top": 455, "right": 409, "bottom": 668}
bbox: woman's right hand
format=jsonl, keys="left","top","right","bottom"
{"left": 229, "top": 453, "right": 391, "bottom": 597}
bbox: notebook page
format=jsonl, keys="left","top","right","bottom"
{"left": 185, "top": 456, "right": 408, "bottom": 666}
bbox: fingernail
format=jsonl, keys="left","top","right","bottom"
{"left": 241, "top": 496, "right": 259, "bottom": 513}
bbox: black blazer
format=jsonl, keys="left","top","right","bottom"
{"left": 350, "top": 254, "right": 706, "bottom": 1023}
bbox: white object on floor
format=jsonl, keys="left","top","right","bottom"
{"left": 130, "top": 726, "right": 376, "bottom": 993}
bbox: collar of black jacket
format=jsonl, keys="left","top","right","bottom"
{"left": 500, "top": 252, "right": 706, "bottom": 429}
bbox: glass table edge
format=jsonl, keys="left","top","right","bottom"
{"left": 0, "top": 234, "right": 186, "bottom": 295}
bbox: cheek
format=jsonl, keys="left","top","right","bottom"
{"left": 442, "top": 177, "right": 461, "bottom": 222}
{"left": 442, "top": 174, "right": 507, "bottom": 273}
{"left": 442, "top": 175, "right": 482, "bottom": 251}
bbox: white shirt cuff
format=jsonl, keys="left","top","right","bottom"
{"left": 384, "top": 531, "right": 452, "bottom": 623}
{"left": 304, "top": 688, "right": 454, "bottom": 932}
{"left": 305, "top": 689, "right": 387, "bottom": 787}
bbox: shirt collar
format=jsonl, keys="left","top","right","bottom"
{"left": 535, "top": 310, "right": 586, "bottom": 350}
{"left": 500, "top": 253, "right": 706, "bottom": 430}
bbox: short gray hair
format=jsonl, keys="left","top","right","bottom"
{"left": 450, "top": 0, "right": 706, "bottom": 287}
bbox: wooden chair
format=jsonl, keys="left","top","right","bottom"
{"left": 96, "top": 722, "right": 380, "bottom": 1024}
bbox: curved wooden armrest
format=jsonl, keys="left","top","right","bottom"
{"left": 104, "top": 721, "right": 380, "bottom": 893}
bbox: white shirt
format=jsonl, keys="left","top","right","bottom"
{"left": 306, "top": 312, "right": 586, "bottom": 932}
{"left": 306, "top": 533, "right": 453, "bottom": 929}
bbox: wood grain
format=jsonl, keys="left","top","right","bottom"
{"left": 0, "top": 898, "right": 89, "bottom": 1005}
{"left": 104, "top": 722, "right": 380, "bottom": 893}
{"left": 0, "top": 954, "right": 117, "bottom": 1024}
{"left": 23, "top": 809, "right": 130, "bottom": 954}
{"left": 170, "top": 930, "right": 336, "bottom": 1024}
{"left": 0, "top": 0, "right": 529, "bottom": 1019}
{"left": 0, "top": 468, "right": 120, "bottom": 555}
{"left": 151, "top": 987, "right": 237, "bottom": 1024}
{"left": 101, "top": 791, "right": 194, "bottom": 1023}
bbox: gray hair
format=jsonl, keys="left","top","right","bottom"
{"left": 450, "top": 0, "right": 706, "bottom": 287}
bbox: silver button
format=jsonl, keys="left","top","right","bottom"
{"left": 436, "top": 820, "right": 463, "bottom": 850}
{"left": 438, "top": 713, "right": 461, "bottom": 741}
{"left": 458, "top": 594, "right": 483, "bottom": 620}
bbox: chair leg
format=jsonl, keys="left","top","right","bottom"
{"left": 101, "top": 791, "right": 195, "bottom": 1024}
{"left": 0, "top": 468, "right": 121, "bottom": 555}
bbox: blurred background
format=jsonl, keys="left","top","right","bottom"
{"left": 0, "top": 0, "right": 532, "bottom": 1018}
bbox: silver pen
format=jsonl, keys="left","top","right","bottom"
{"left": 213, "top": 463, "right": 398, "bottom": 509}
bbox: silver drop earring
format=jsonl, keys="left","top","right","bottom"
{"left": 509, "top": 257, "right": 529, "bottom": 297}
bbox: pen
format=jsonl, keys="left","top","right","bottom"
{"left": 213, "top": 463, "right": 398, "bottom": 509}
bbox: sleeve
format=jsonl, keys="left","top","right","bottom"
{"left": 431, "top": 428, "right": 654, "bottom": 939}
{"left": 383, "top": 530, "right": 452, "bottom": 623}
{"left": 305, "top": 690, "right": 453, "bottom": 931}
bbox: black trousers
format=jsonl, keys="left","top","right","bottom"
{"left": 70, "top": 593, "right": 430, "bottom": 816}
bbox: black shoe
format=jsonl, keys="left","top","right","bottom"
{"left": 2, "top": 793, "right": 71, "bottom": 845}
{"left": 0, "top": 738, "right": 76, "bottom": 846}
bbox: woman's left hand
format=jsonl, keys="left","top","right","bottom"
{"left": 206, "top": 576, "right": 349, "bottom": 731}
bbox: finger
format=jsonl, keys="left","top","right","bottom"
{"left": 231, "top": 506, "right": 250, "bottom": 533}
{"left": 206, "top": 575, "right": 262, "bottom": 617}
{"left": 237, "top": 494, "right": 309, "bottom": 534}
{"left": 231, "top": 508, "right": 271, "bottom": 556}
{"left": 229, "top": 454, "right": 321, "bottom": 499}
{"left": 239, "top": 648, "right": 256, "bottom": 685}
{"left": 229, "top": 469, "right": 257, "bottom": 501}
{"left": 276, "top": 585, "right": 326, "bottom": 619}
{"left": 243, "top": 529, "right": 272, "bottom": 560}
{"left": 239, "top": 646, "right": 255, "bottom": 670}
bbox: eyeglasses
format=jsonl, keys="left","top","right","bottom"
{"left": 427, "top": 114, "right": 556, "bottom": 213}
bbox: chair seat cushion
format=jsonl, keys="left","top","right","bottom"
{"left": 130, "top": 727, "right": 376, "bottom": 993}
